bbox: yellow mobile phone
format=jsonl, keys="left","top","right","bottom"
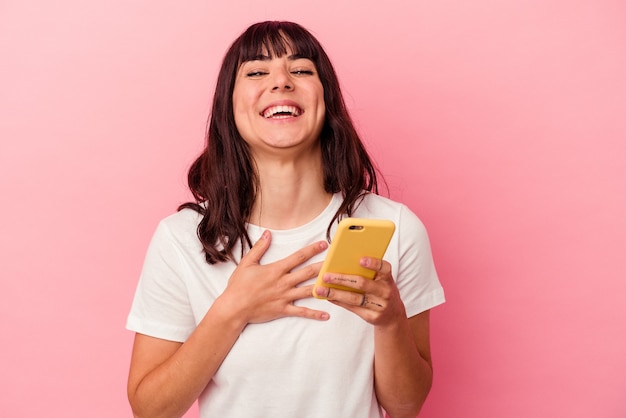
{"left": 313, "top": 218, "right": 395, "bottom": 299}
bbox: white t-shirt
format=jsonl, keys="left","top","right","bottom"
{"left": 127, "top": 192, "right": 445, "bottom": 418}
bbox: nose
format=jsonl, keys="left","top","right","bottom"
{"left": 270, "top": 68, "right": 292, "bottom": 91}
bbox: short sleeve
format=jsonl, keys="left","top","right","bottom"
{"left": 395, "top": 205, "right": 445, "bottom": 317}
{"left": 126, "top": 221, "right": 196, "bottom": 342}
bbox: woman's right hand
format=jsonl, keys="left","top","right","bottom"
{"left": 128, "top": 230, "right": 329, "bottom": 418}
{"left": 218, "top": 229, "right": 330, "bottom": 324}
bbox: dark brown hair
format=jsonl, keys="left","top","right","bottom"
{"left": 179, "top": 21, "right": 381, "bottom": 264}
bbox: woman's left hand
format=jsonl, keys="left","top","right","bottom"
{"left": 313, "top": 257, "right": 406, "bottom": 326}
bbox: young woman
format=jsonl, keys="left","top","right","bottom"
{"left": 127, "top": 21, "right": 445, "bottom": 418}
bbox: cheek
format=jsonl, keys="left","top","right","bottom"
{"left": 232, "top": 80, "right": 249, "bottom": 109}
{"left": 232, "top": 85, "right": 259, "bottom": 118}
{"left": 231, "top": 102, "right": 247, "bottom": 140}
{"left": 231, "top": 91, "right": 250, "bottom": 129}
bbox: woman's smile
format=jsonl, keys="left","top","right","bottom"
{"left": 261, "top": 101, "right": 303, "bottom": 119}
{"left": 232, "top": 49, "right": 325, "bottom": 152}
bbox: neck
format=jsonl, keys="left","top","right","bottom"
{"left": 249, "top": 151, "right": 332, "bottom": 229}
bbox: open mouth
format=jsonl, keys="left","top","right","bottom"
{"left": 261, "top": 105, "right": 303, "bottom": 119}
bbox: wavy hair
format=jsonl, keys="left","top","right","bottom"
{"left": 179, "top": 21, "right": 382, "bottom": 264}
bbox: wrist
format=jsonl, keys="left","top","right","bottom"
{"left": 209, "top": 295, "right": 249, "bottom": 331}
{"left": 374, "top": 312, "right": 410, "bottom": 335}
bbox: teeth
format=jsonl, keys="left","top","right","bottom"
{"left": 263, "top": 105, "right": 301, "bottom": 118}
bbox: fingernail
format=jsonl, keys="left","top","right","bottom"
{"left": 262, "top": 230, "right": 270, "bottom": 240}
{"left": 319, "top": 241, "right": 328, "bottom": 250}
{"left": 320, "top": 313, "right": 330, "bottom": 320}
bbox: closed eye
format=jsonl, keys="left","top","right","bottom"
{"left": 291, "top": 70, "right": 314, "bottom": 76}
{"left": 246, "top": 71, "right": 268, "bottom": 77}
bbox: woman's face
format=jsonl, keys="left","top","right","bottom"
{"left": 232, "top": 47, "right": 326, "bottom": 158}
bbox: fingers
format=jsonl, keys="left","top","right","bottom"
{"left": 241, "top": 230, "right": 272, "bottom": 266}
{"left": 316, "top": 270, "right": 376, "bottom": 296}
{"left": 315, "top": 283, "right": 373, "bottom": 307}
{"left": 316, "top": 268, "right": 390, "bottom": 308}
{"left": 244, "top": 231, "right": 328, "bottom": 272}
{"left": 282, "top": 285, "right": 330, "bottom": 321}
{"left": 284, "top": 304, "right": 330, "bottom": 321}
{"left": 313, "top": 258, "right": 402, "bottom": 326}
{"left": 358, "top": 294, "right": 384, "bottom": 309}
{"left": 313, "top": 284, "right": 365, "bottom": 306}
{"left": 359, "top": 256, "right": 386, "bottom": 274}
{"left": 280, "top": 240, "right": 328, "bottom": 271}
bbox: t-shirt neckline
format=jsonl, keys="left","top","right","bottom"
{"left": 247, "top": 193, "right": 342, "bottom": 242}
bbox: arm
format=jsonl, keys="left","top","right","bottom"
{"left": 373, "top": 310, "right": 433, "bottom": 417}
{"left": 127, "top": 300, "right": 246, "bottom": 418}
{"left": 315, "top": 258, "right": 434, "bottom": 417}
{"left": 128, "top": 231, "right": 330, "bottom": 418}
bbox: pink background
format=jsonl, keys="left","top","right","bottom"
{"left": 1, "top": 1, "right": 625, "bottom": 417}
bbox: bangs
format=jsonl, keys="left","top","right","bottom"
{"left": 236, "top": 21, "right": 320, "bottom": 64}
